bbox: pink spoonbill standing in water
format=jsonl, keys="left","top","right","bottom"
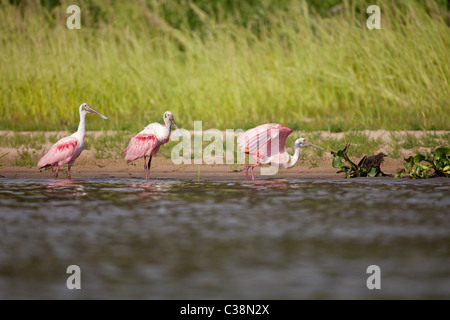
{"left": 38, "top": 103, "right": 108, "bottom": 179}
{"left": 237, "top": 123, "right": 324, "bottom": 180}
{"left": 123, "top": 111, "right": 182, "bottom": 180}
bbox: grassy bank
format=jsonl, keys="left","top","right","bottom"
{"left": 0, "top": 0, "right": 449, "bottom": 132}
{"left": 1, "top": 130, "right": 449, "bottom": 167}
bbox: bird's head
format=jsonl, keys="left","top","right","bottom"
{"left": 295, "top": 138, "right": 325, "bottom": 150}
{"left": 80, "top": 103, "right": 108, "bottom": 120}
{"left": 164, "top": 111, "right": 183, "bottom": 138}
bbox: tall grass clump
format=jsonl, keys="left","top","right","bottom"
{"left": 0, "top": 0, "right": 448, "bottom": 132}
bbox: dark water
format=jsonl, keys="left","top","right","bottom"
{"left": 0, "top": 177, "right": 449, "bottom": 299}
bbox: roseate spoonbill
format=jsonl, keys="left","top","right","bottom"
{"left": 123, "top": 111, "right": 182, "bottom": 180}
{"left": 37, "top": 103, "right": 108, "bottom": 179}
{"left": 237, "top": 123, "right": 324, "bottom": 180}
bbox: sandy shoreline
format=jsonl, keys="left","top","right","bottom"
{"left": 0, "top": 157, "right": 406, "bottom": 180}
{"left": 1, "top": 129, "right": 448, "bottom": 180}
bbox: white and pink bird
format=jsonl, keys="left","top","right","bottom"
{"left": 237, "top": 123, "right": 324, "bottom": 180}
{"left": 123, "top": 111, "right": 182, "bottom": 180}
{"left": 38, "top": 103, "right": 108, "bottom": 179}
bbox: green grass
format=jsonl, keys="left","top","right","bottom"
{"left": 302, "top": 132, "right": 382, "bottom": 158}
{"left": 303, "top": 134, "right": 342, "bottom": 157}
{"left": 0, "top": 133, "right": 46, "bottom": 149}
{"left": 0, "top": 152, "right": 8, "bottom": 168}
{"left": 308, "top": 159, "right": 319, "bottom": 168}
{"left": 388, "top": 131, "right": 450, "bottom": 158}
{"left": 160, "top": 141, "right": 183, "bottom": 159}
{"left": 389, "top": 132, "right": 402, "bottom": 159}
{"left": 401, "top": 134, "right": 418, "bottom": 150}
{"left": 422, "top": 132, "right": 450, "bottom": 148}
{"left": 87, "top": 131, "right": 131, "bottom": 159}
{"left": 48, "top": 134, "right": 63, "bottom": 144}
{"left": 0, "top": 0, "right": 448, "bottom": 132}
{"left": 14, "top": 149, "right": 38, "bottom": 167}
{"left": 344, "top": 132, "right": 383, "bottom": 157}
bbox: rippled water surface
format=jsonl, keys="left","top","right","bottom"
{"left": 0, "top": 177, "right": 449, "bottom": 299}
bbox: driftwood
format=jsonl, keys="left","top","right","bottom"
{"left": 358, "top": 152, "right": 388, "bottom": 176}
{"left": 338, "top": 142, "right": 389, "bottom": 177}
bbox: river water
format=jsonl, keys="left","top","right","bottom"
{"left": 0, "top": 177, "right": 449, "bottom": 299}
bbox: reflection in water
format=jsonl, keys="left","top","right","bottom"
{"left": 40, "top": 179, "right": 87, "bottom": 197}
{"left": 126, "top": 182, "right": 172, "bottom": 202}
{"left": 0, "top": 177, "right": 449, "bottom": 299}
{"left": 242, "top": 179, "right": 291, "bottom": 190}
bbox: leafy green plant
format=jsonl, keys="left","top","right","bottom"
{"left": 395, "top": 147, "right": 450, "bottom": 179}
{"left": 395, "top": 154, "right": 432, "bottom": 179}
{"left": 431, "top": 147, "right": 450, "bottom": 177}
{"left": 331, "top": 143, "right": 386, "bottom": 178}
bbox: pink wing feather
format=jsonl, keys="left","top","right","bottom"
{"left": 123, "top": 134, "right": 159, "bottom": 163}
{"left": 37, "top": 137, "right": 78, "bottom": 168}
{"left": 237, "top": 123, "right": 293, "bottom": 164}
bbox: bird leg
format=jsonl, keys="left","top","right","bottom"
{"left": 54, "top": 167, "right": 60, "bottom": 180}
{"left": 250, "top": 164, "right": 259, "bottom": 180}
{"left": 144, "top": 156, "right": 148, "bottom": 180}
{"left": 245, "top": 163, "right": 259, "bottom": 180}
{"left": 67, "top": 164, "right": 71, "bottom": 180}
{"left": 146, "top": 156, "right": 153, "bottom": 180}
{"left": 245, "top": 164, "right": 258, "bottom": 180}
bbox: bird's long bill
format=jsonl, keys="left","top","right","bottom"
{"left": 86, "top": 106, "right": 108, "bottom": 120}
{"left": 306, "top": 141, "right": 325, "bottom": 150}
{"left": 172, "top": 119, "right": 183, "bottom": 138}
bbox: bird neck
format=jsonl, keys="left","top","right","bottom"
{"left": 76, "top": 111, "right": 87, "bottom": 137}
{"left": 287, "top": 147, "right": 301, "bottom": 168}
{"left": 164, "top": 119, "right": 172, "bottom": 134}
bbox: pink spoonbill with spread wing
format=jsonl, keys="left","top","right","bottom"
{"left": 237, "top": 123, "right": 324, "bottom": 180}
{"left": 123, "top": 111, "right": 182, "bottom": 180}
{"left": 38, "top": 103, "right": 108, "bottom": 179}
